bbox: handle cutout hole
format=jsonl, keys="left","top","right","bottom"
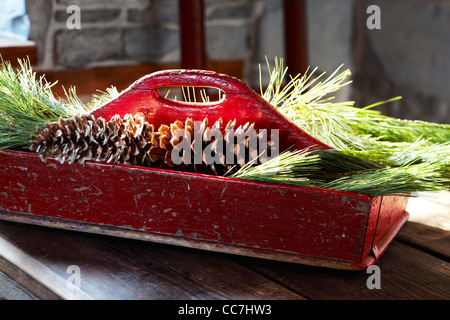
{"left": 158, "top": 86, "right": 225, "bottom": 104}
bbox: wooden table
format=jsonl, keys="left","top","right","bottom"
{"left": 0, "top": 192, "right": 449, "bottom": 302}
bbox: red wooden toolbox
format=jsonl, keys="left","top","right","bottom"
{"left": 0, "top": 70, "right": 409, "bottom": 270}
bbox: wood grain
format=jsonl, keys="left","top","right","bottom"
{"left": 0, "top": 220, "right": 303, "bottom": 300}
{"left": 0, "top": 270, "right": 38, "bottom": 300}
{"left": 399, "top": 192, "right": 450, "bottom": 260}
{"left": 234, "top": 240, "right": 450, "bottom": 300}
{"left": 397, "top": 221, "right": 450, "bottom": 260}
{"left": 406, "top": 191, "right": 450, "bottom": 231}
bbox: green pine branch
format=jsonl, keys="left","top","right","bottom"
{"left": 235, "top": 58, "right": 450, "bottom": 196}
{"left": 0, "top": 57, "right": 117, "bottom": 150}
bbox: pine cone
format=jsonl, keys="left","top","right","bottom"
{"left": 30, "top": 113, "right": 275, "bottom": 176}
{"left": 30, "top": 113, "right": 155, "bottom": 166}
{"left": 165, "top": 117, "right": 272, "bottom": 175}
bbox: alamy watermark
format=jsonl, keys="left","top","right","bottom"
{"left": 366, "top": 265, "right": 381, "bottom": 289}
{"left": 169, "top": 123, "right": 279, "bottom": 169}
{"left": 66, "top": 5, "right": 81, "bottom": 30}
{"left": 367, "top": 5, "right": 381, "bottom": 30}
{"left": 66, "top": 264, "right": 81, "bottom": 291}
{"left": 64, "top": 4, "right": 381, "bottom": 31}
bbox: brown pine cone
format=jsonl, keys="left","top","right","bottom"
{"left": 30, "top": 113, "right": 275, "bottom": 177}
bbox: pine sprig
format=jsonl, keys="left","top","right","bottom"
{"left": 231, "top": 147, "right": 322, "bottom": 186}
{"left": 0, "top": 58, "right": 117, "bottom": 150}
{"left": 319, "top": 162, "right": 448, "bottom": 197}
{"left": 232, "top": 147, "right": 449, "bottom": 197}
{"left": 0, "top": 58, "right": 85, "bottom": 149}
{"left": 247, "top": 58, "right": 450, "bottom": 196}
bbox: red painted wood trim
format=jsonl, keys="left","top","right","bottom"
{"left": 179, "top": 0, "right": 207, "bottom": 69}
{"left": 283, "top": 0, "right": 308, "bottom": 77}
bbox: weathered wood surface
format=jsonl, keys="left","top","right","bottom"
{"left": 0, "top": 220, "right": 303, "bottom": 300}
{"left": 237, "top": 240, "right": 450, "bottom": 300}
{"left": 0, "top": 270, "right": 37, "bottom": 300}
{"left": 0, "top": 193, "right": 448, "bottom": 300}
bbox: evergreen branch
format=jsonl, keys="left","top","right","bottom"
{"left": 0, "top": 57, "right": 116, "bottom": 150}
{"left": 248, "top": 58, "right": 450, "bottom": 196}
{"left": 319, "top": 162, "right": 448, "bottom": 197}
{"left": 231, "top": 147, "right": 321, "bottom": 186}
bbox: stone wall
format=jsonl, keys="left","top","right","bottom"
{"left": 26, "top": 0, "right": 179, "bottom": 69}
{"left": 25, "top": 0, "right": 351, "bottom": 85}
{"left": 24, "top": 0, "right": 450, "bottom": 123}
{"left": 353, "top": 0, "right": 450, "bottom": 123}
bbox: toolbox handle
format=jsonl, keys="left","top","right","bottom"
{"left": 93, "top": 69, "right": 256, "bottom": 118}
{"left": 91, "top": 69, "right": 331, "bottom": 151}
{"left": 134, "top": 69, "right": 253, "bottom": 95}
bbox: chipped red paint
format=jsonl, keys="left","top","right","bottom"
{"left": 0, "top": 70, "right": 409, "bottom": 270}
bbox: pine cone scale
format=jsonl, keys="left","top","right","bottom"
{"left": 30, "top": 113, "right": 273, "bottom": 176}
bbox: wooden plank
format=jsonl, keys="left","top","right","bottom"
{"left": 406, "top": 191, "right": 450, "bottom": 231}
{"left": 0, "top": 228, "right": 93, "bottom": 300}
{"left": 0, "top": 220, "right": 303, "bottom": 300}
{"left": 0, "top": 270, "right": 38, "bottom": 300}
{"left": 400, "top": 192, "right": 450, "bottom": 259}
{"left": 234, "top": 240, "right": 450, "bottom": 300}
{"left": 397, "top": 221, "right": 450, "bottom": 260}
{"left": 179, "top": 0, "right": 207, "bottom": 69}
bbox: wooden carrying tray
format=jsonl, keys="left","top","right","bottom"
{"left": 0, "top": 70, "right": 409, "bottom": 270}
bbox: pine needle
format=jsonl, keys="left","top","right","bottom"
{"left": 88, "top": 86, "right": 120, "bottom": 112}
{"left": 248, "top": 58, "right": 450, "bottom": 196}
{"left": 232, "top": 146, "right": 449, "bottom": 196}
{"left": 320, "top": 162, "right": 447, "bottom": 197}
{"left": 231, "top": 148, "right": 322, "bottom": 186}
{"left": 0, "top": 58, "right": 116, "bottom": 150}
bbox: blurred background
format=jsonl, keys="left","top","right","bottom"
{"left": 1, "top": 0, "right": 449, "bottom": 124}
